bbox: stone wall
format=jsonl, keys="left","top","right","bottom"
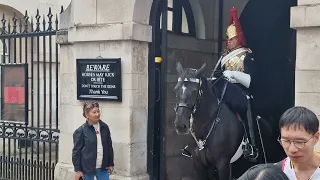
{"left": 54, "top": 0, "right": 152, "bottom": 179}
{"left": 291, "top": 3, "right": 320, "bottom": 150}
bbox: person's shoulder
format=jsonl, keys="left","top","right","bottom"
{"left": 99, "top": 120, "right": 112, "bottom": 135}
{"left": 99, "top": 120, "right": 107, "bottom": 125}
{"left": 243, "top": 48, "right": 255, "bottom": 59}
{"left": 74, "top": 123, "right": 87, "bottom": 134}
{"left": 99, "top": 120, "right": 110, "bottom": 128}
{"left": 274, "top": 157, "right": 289, "bottom": 169}
{"left": 314, "top": 151, "right": 320, "bottom": 163}
{"left": 244, "top": 47, "right": 253, "bottom": 54}
{"left": 274, "top": 157, "right": 288, "bottom": 166}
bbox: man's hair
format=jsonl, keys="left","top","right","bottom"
{"left": 237, "top": 164, "right": 289, "bottom": 180}
{"left": 279, "top": 106, "right": 319, "bottom": 134}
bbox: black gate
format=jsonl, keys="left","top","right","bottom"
{"left": 0, "top": 7, "right": 62, "bottom": 180}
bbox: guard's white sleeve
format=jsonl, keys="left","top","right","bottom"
{"left": 232, "top": 71, "right": 251, "bottom": 88}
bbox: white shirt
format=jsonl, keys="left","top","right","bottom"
{"left": 93, "top": 123, "right": 103, "bottom": 168}
{"left": 282, "top": 154, "right": 320, "bottom": 180}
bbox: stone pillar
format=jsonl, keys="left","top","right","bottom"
{"left": 54, "top": 0, "right": 152, "bottom": 179}
{"left": 291, "top": 2, "right": 320, "bottom": 149}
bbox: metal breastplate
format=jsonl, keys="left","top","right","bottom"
{"left": 223, "top": 52, "right": 246, "bottom": 72}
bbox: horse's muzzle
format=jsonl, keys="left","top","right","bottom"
{"left": 175, "top": 123, "right": 189, "bottom": 135}
{"left": 181, "top": 145, "right": 192, "bottom": 158}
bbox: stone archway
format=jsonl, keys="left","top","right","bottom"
{"left": 133, "top": 0, "right": 153, "bottom": 24}
{"left": 189, "top": 0, "right": 206, "bottom": 39}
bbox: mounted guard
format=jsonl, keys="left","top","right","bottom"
{"left": 211, "top": 7, "right": 259, "bottom": 161}
{"left": 174, "top": 6, "right": 288, "bottom": 180}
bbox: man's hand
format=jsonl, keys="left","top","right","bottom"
{"left": 223, "top": 70, "right": 234, "bottom": 79}
{"left": 223, "top": 70, "right": 237, "bottom": 83}
{"left": 75, "top": 171, "right": 83, "bottom": 180}
{"left": 108, "top": 166, "right": 114, "bottom": 174}
{"left": 223, "top": 70, "right": 251, "bottom": 88}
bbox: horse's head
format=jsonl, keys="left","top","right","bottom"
{"left": 173, "top": 62, "right": 207, "bottom": 135}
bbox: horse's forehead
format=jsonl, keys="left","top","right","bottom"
{"left": 181, "top": 84, "right": 187, "bottom": 94}
{"left": 178, "top": 77, "right": 200, "bottom": 83}
{"left": 188, "top": 68, "right": 197, "bottom": 72}
{"left": 176, "top": 81, "right": 197, "bottom": 94}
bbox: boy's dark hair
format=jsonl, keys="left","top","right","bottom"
{"left": 279, "top": 106, "right": 319, "bottom": 134}
{"left": 237, "top": 163, "right": 289, "bottom": 180}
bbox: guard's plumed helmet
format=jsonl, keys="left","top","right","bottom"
{"left": 226, "top": 8, "right": 247, "bottom": 47}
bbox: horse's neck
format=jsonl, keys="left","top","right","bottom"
{"left": 193, "top": 80, "right": 217, "bottom": 124}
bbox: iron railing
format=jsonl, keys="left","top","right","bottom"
{"left": 0, "top": 7, "right": 63, "bottom": 180}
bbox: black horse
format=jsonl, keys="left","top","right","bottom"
{"left": 173, "top": 62, "right": 276, "bottom": 180}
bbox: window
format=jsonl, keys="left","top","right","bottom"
{"left": 159, "top": 0, "right": 196, "bottom": 37}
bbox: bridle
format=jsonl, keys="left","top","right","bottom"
{"left": 174, "top": 75, "right": 227, "bottom": 150}
{"left": 174, "top": 77, "right": 203, "bottom": 115}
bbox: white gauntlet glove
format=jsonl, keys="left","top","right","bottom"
{"left": 223, "top": 70, "right": 251, "bottom": 88}
{"left": 223, "top": 70, "right": 234, "bottom": 79}
{"left": 223, "top": 70, "right": 237, "bottom": 83}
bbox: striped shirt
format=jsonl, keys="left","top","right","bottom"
{"left": 278, "top": 152, "right": 320, "bottom": 180}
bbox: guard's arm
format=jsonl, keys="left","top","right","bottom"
{"left": 231, "top": 71, "right": 251, "bottom": 88}
{"left": 231, "top": 52, "right": 257, "bottom": 88}
{"left": 243, "top": 52, "right": 257, "bottom": 88}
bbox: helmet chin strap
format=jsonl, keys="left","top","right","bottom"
{"left": 228, "top": 44, "right": 242, "bottom": 52}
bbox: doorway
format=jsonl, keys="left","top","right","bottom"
{"left": 147, "top": 0, "right": 297, "bottom": 179}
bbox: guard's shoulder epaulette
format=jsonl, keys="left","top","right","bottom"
{"left": 245, "top": 48, "right": 252, "bottom": 53}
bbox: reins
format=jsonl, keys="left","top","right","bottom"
{"left": 175, "top": 74, "right": 228, "bottom": 151}
{"left": 190, "top": 77, "right": 227, "bottom": 150}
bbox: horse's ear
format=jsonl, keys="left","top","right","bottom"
{"left": 195, "top": 63, "right": 206, "bottom": 77}
{"left": 176, "top": 61, "right": 184, "bottom": 76}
